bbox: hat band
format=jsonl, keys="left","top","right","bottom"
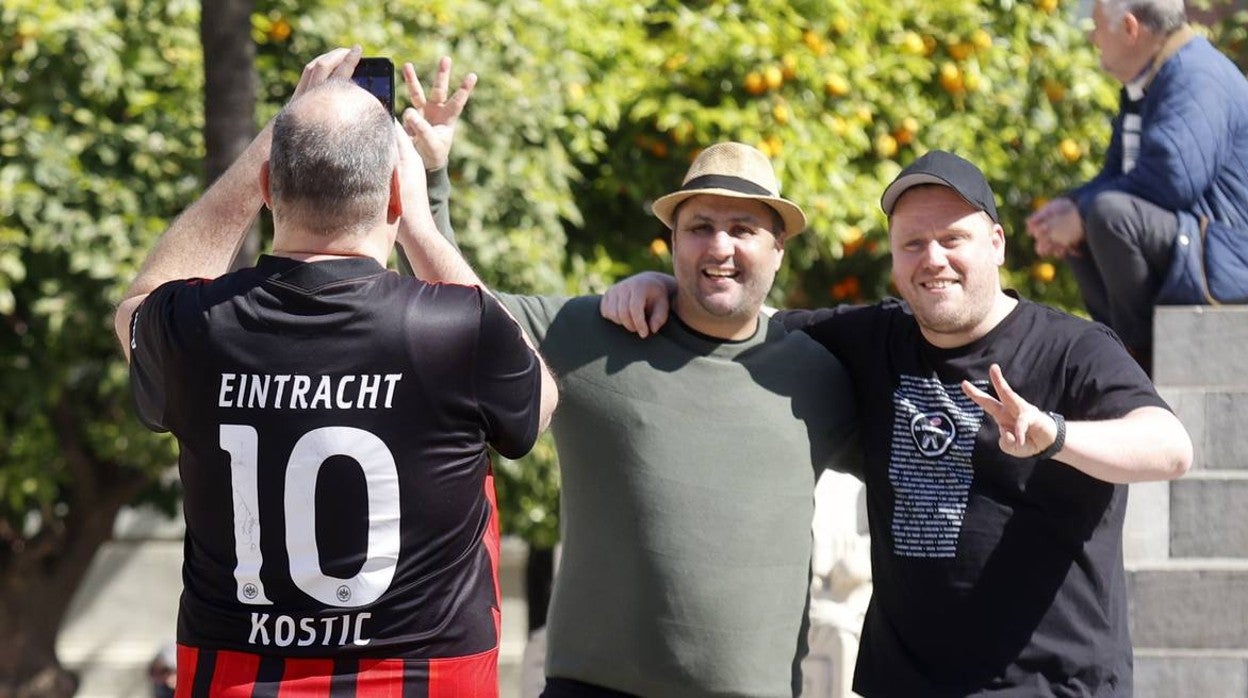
{"left": 679, "top": 174, "right": 773, "bottom": 197}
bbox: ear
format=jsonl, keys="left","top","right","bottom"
{"left": 1122, "top": 10, "right": 1141, "bottom": 40}
{"left": 259, "top": 161, "right": 273, "bottom": 209}
{"left": 991, "top": 222, "right": 1007, "bottom": 265}
{"left": 387, "top": 167, "right": 403, "bottom": 224}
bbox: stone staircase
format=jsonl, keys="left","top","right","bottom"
{"left": 1126, "top": 306, "right": 1248, "bottom": 697}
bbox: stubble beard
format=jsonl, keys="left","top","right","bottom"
{"left": 677, "top": 272, "right": 769, "bottom": 326}
{"left": 903, "top": 279, "right": 993, "bottom": 340}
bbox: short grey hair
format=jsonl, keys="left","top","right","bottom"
{"left": 269, "top": 80, "right": 396, "bottom": 237}
{"left": 1097, "top": 0, "right": 1187, "bottom": 35}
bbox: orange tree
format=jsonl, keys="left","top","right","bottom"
{"left": 550, "top": 0, "right": 1119, "bottom": 309}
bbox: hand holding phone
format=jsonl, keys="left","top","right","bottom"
{"left": 351, "top": 57, "right": 395, "bottom": 115}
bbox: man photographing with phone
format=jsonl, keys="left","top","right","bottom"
{"left": 116, "top": 46, "right": 555, "bottom": 696}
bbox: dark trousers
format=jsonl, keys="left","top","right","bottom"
{"left": 541, "top": 677, "right": 639, "bottom": 698}
{"left": 1067, "top": 191, "right": 1179, "bottom": 374}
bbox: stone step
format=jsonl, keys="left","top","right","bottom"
{"left": 1158, "top": 387, "right": 1248, "bottom": 471}
{"left": 1170, "top": 471, "right": 1248, "bottom": 558}
{"left": 1133, "top": 649, "right": 1248, "bottom": 698}
{"left": 1125, "top": 473, "right": 1248, "bottom": 563}
{"left": 1127, "top": 559, "right": 1248, "bottom": 650}
{"left": 1124, "top": 480, "right": 1170, "bottom": 564}
{"left": 1154, "top": 306, "right": 1248, "bottom": 388}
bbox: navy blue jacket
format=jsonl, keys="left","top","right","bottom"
{"left": 1073, "top": 32, "right": 1248, "bottom": 303}
{"left": 1071, "top": 33, "right": 1248, "bottom": 233}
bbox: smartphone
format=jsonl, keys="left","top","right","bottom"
{"left": 351, "top": 57, "right": 395, "bottom": 115}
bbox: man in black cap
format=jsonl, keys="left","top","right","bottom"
{"left": 604, "top": 149, "right": 1193, "bottom": 696}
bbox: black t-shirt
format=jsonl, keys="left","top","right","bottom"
{"left": 780, "top": 295, "right": 1167, "bottom": 697}
{"left": 129, "top": 255, "right": 541, "bottom": 660}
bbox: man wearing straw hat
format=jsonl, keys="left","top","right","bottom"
{"left": 400, "top": 63, "right": 859, "bottom": 698}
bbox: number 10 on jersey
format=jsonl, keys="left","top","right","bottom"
{"left": 219, "top": 424, "right": 402, "bottom": 608}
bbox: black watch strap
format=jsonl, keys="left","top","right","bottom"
{"left": 1035, "top": 411, "right": 1066, "bottom": 461}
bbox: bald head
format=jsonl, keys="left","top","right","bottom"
{"left": 269, "top": 80, "right": 396, "bottom": 238}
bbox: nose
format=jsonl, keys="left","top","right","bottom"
{"left": 707, "top": 229, "right": 734, "bottom": 257}
{"left": 920, "top": 240, "right": 948, "bottom": 268}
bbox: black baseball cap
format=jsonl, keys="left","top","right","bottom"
{"left": 879, "top": 150, "right": 999, "bottom": 223}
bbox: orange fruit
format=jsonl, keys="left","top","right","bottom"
{"left": 744, "top": 72, "right": 766, "bottom": 95}
{"left": 763, "top": 66, "right": 784, "bottom": 90}
{"left": 939, "top": 62, "right": 964, "bottom": 94}
{"left": 894, "top": 117, "right": 919, "bottom": 145}
{"left": 1059, "top": 138, "right": 1081, "bottom": 163}
{"left": 781, "top": 54, "right": 799, "bottom": 80}
{"left": 1031, "top": 261, "right": 1057, "bottom": 283}
{"left": 825, "top": 115, "right": 849, "bottom": 136}
{"left": 841, "top": 226, "right": 865, "bottom": 255}
{"left": 831, "top": 276, "right": 862, "bottom": 300}
{"left": 668, "top": 122, "right": 692, "bottom": 145}
{"left": 1043, "top": 79, "right": 1066, "bottom": 103}
{"left": 948, "top": 41, "right": 973, "bottom": 61}
{"left": 875, "top": 133, "right": 899, "bottom": 158}
{"left": 772, "top": 103, "right": 791, "bottom": 125}
{"left": 267, "top": 18, "right": 292, "bottom": 42}
{"left": 803, "top": 30, "right": 827, "bottom": 55}
{"left": 971, "top": 29, "right": 993, "bottom": 51}
{"left": 900, "top": 31, "right": 926, "bottom": 55}
{"left": 823, "top": 74, "right": 850, "bottom": 97}
{"left": 758, "top": 135, "right": 783, "bottom": 158}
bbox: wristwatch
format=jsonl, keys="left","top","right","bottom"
{"left": 1035, "top": 411, "right": 1066, "bottom": 461}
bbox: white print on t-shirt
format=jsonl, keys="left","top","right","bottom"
{"left": 217, "top": 372, "right": 403, "bottom": 410}
{"left": 888, "top": 375, "right": 987, "bottom": 558}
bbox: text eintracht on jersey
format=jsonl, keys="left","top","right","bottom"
{"left": 217, "top": 372, "right": 404, "bottom": 410}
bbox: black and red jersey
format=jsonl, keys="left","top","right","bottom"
{"left": 128, "top": 255, "right": 542, "bottom": 695}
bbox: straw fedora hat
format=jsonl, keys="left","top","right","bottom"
{"left": 650, "top": 142, "right": 807, "bottom": 236}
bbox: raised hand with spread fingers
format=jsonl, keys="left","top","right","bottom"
{"left": 400, "top": 56, "right": 477, "bottom": 170}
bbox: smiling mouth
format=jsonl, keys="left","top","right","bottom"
{"left": 703, "top": 268, "right": 739, "bottom": 280}
{"left": 921, "top": 279, "right": 959, "bottom": 290}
